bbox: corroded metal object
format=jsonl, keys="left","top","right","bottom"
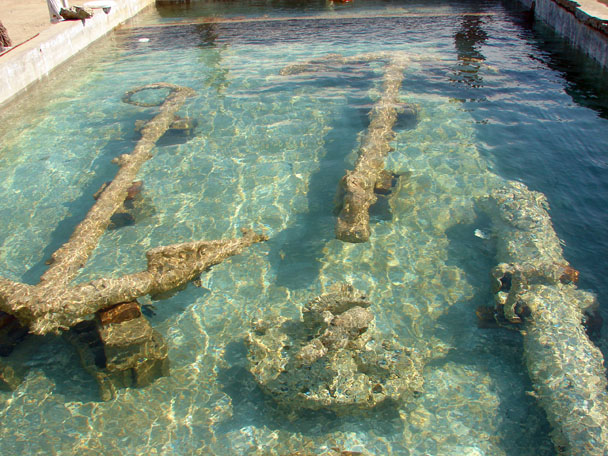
{"left": 247, "top": 284, "right": 424, "bottom": 415}
{"left": 0, "top": 83, "right": 266, "bottom": 337}
{"left": 0, "top": 83, "right": 266, "bottom": 397}
{"left": 66, "top": 300, "right": 169, "bottom": 401}
{"left": 98, "top": 301, "right": 142, "bottom": 326}
{"left": 481, "top": 181, "right": 608, "bottom": 456}
{"left": 0, "top": 227, "right": 266, "bottom": 336}
{"left": 281, "top": 52, "right": 417, "bottom": 243}
{"left": 135, "top": 115, "right": 197, "bottom": 134}
{"left": 41, "top": 83, "right": 196, "bottom": 288}
{"left": 334, "top": 56, "right": 410, "bottom": 243}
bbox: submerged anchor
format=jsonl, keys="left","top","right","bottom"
{"left": 0, "top": 83, "right": 266, "bottom": 398}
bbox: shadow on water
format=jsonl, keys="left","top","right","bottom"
{"left": 215, "top": 340, "right": 405, "bottom": 438}
{"left": 20, "top": 134, "right": 136, "bottom": 285}
{"left": 145, "top": 283, "right": 211, "bottom": 323}
{"left": 269, "top": 113, "right": 361, "bottom": 289}
{"left": 269, "top": 76, "right": 371, "bottom": 290}
{"left": 2, "top": 333, "right": 102, "bottom": 403}
{"left": 425, "top": 343, "right": 555, "bottom": 456}
{"left": 444, "top": 211, "right": 495, "bottom": 287}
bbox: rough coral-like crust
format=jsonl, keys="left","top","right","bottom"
{"left": 482, "top": 181, "right": 608, "bottom": 456}
{"left": 281, "top": 52, "right": 418, "bottom": 243}
{"left": 0, "top": 84, "right": 266, "bottom": 399}
{"left": 247, "top": 284, "right": 424, "bottom": 415}
{"left": 0, "top": 84, "right": 266, "bottom": 335}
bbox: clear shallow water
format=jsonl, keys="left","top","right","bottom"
{"left": 0, "top": 0, "right": 607, "bottom": 454}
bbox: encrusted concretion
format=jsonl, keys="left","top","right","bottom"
{"left": 334, "top": 56, "right": 411, "bottom": 243}
{"left": 65, "top": 310, "right": 169, "bottom": 401}
{"left": 0, "top": 359, "right": 23, "bottom": 391}
{"left": 98, "top": 301, "right": 142, "bottom": 327}
{"left": 280, "top": 52, "right": 418, "bottom": 243}
{"left": 247, "top": 284, "right": 424, "bottom": 414}
{"left": 135, "top": 115, "right": 197, "bottom": 134}
{"left": 0, "top": 84, "right": 266, "bottom": 336}
{"left": 481, "top": 181, "right": 608, "bottom": 456}
{"left": 100, "top": 315, "right": 169, "bottom": 389}
{"left": 40, "top": 83, "right": 196, "bottom": 288}
{"left": 0, "top": 84, "right": 266, "bottom": 399}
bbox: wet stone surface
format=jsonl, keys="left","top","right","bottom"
{"left": 65, "top": 301, "right": 169, "bottom": 401}
{"left": 247, "top": 284, "right": 424, "bottom": 414}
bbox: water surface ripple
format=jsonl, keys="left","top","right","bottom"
{"left": 0, "top": 1, "right": 606, "bottom": 455}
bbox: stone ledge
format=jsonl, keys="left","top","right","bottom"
{"left": 0, "top": 0, "right": 155, "bottom": 107}
{"left": 520, "top": 0, "right": 608, "bottom": 67}
{"left": 554, "top": 0, "right": 608, "bottom": 35}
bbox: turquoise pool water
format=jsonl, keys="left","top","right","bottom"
{"left": 0, "top": 0, "right": 607, "bottom": 454}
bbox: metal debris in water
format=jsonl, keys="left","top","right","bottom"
{"left": 480, "top": 180, "right": 608, "bottom": 456}
{"left": 280, "top": 52, "right": 419, "bottom": 243}
{"left": 247, "top": 283, "right": 425, "bottom": 415}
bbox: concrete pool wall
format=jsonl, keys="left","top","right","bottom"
{"left": 1, "top": 0, "right": 607, "bottom": 107}
{"left": 0, "top": 0, "right": 156, "bottom": 107}
{"left": 517, "top": 0, "right": 608, "bottom": 68}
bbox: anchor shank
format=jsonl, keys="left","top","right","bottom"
{"left": 40, "top": 84, "right": 195, "bottom": 287}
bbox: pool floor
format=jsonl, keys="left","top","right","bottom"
{"left": 0, "top": 1, "right": 606, "bottom": 454}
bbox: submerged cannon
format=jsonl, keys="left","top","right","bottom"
{"left": 479, "top": 181, "right": 608, "bottom": 456}
{"left": 281, "top": 52, "right": 418, "bottom": 243}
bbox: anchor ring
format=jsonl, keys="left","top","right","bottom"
{"left": 122, "top": 83, "right": 187, "bottom": 107}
